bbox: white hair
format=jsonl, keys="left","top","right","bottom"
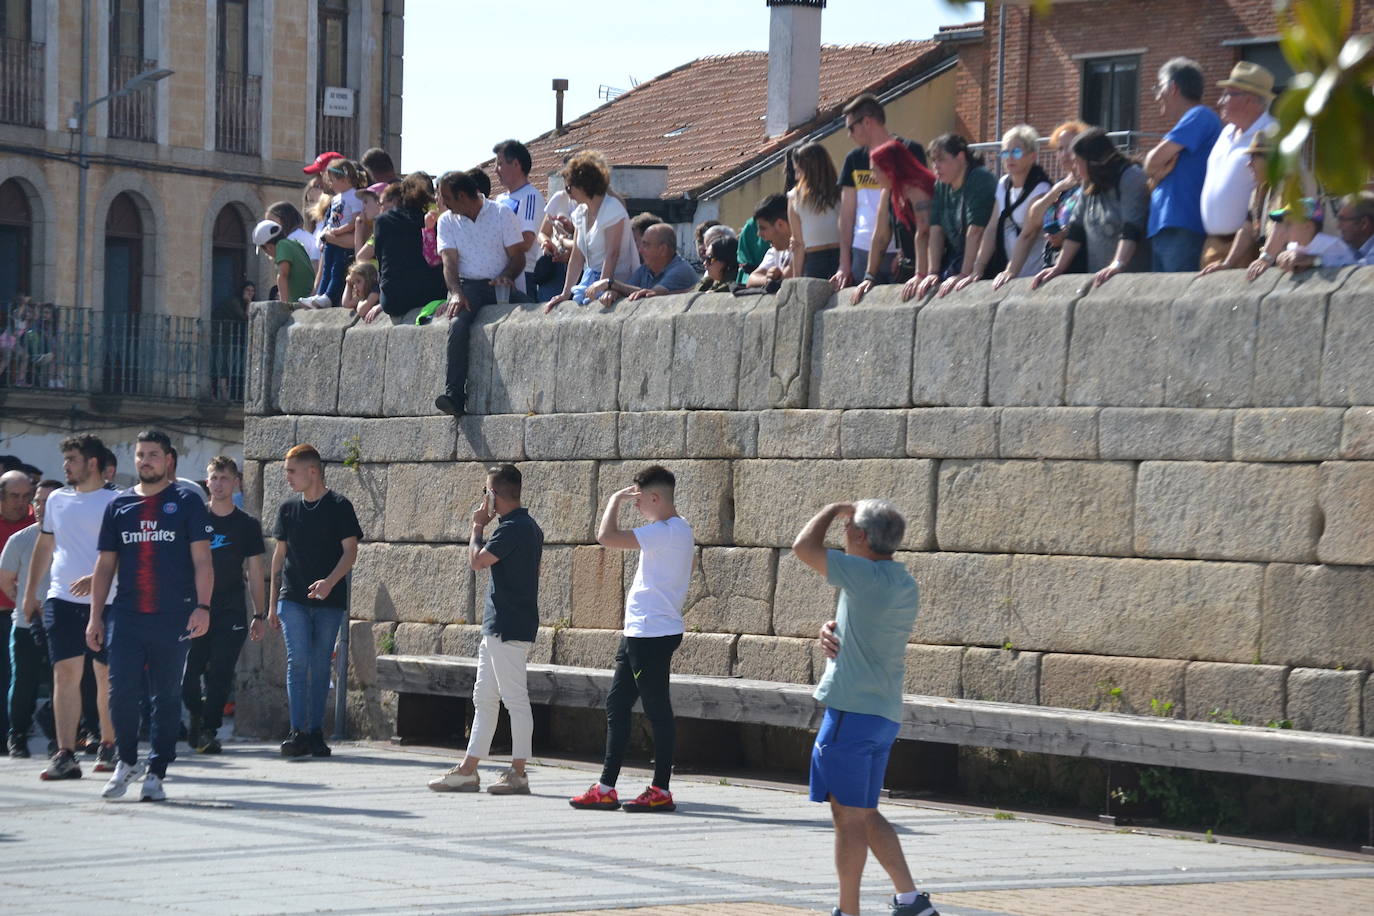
{"left": 852, "top": 499, "right": 906, "bottom": 555}
{"left": 1002, "top": 124, "right": 1039, "bottom": 154}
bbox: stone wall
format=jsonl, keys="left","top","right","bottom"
{"left": 236, "top": 268, "right": 1374, "bottom": 742}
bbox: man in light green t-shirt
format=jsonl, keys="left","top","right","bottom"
{"left": 793, "top": 499, "right": 938, "bottom": 916}
{"left": 252, "top": 219, "right": 316, "bottom": 303}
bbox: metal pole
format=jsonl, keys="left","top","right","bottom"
{"left": 380, "top": 0, "right": 391, "bottom": 151}
{"left": 332, "top": 571, "right": 351, "bottom": 741}
{"left": 75, "top": 0, "right": 91, "bottom": 310}
{"left": 994, "top": 0, "right": 1007, "bottom": 143}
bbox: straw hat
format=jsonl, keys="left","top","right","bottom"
{"left": 1218, "top": 61, "right": 1276, "bottom": 102}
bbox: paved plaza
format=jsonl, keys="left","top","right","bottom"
{"left": 1, "top": 736, "right": 1372, "bottom": 915}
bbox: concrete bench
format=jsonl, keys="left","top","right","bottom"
{"left": 376, "top": 654, "right": 1374, "bottom": 791}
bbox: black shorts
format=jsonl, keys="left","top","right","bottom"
{"left": 41, "top": 598, "right": 107, "bottom": 665}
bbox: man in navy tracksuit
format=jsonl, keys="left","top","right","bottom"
{"left": 86, "top": 430, "right": 213, "bottom": 802}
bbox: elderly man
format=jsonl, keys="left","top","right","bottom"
{"left": 1199, "top": 62, "right": 1277, "bottom": 270}
{"left": 433, "top": 170, "right": 528, "bottom": 418}
{"left": 0, "top": 477, "right": 59, "bottom": 758}
{"left": 1144, "top": 58, "right": 1222, "bottom": 272}
{"left": 0, "top": 469, "right": 37, "bottom": 746}
{"left": 793, "top": 499, "right": 939, "bottom": 916}
{"left": 587, "top": 224, "right": 698, "bottom": 304}
{"left": 1282, "top": 191, "right": 1374, "bottom": 273}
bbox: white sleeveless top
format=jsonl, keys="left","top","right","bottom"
{"left": 789, "top": 188, "right": 840, "bottom": 248}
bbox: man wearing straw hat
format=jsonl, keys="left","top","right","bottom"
{"left": 1200, "top": 61, "right": 1278, "bottom": 270}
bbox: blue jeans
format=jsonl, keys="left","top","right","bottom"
{"left": 277, "top": 600, "right": 346, "bottom": 732}
{"left": 106, "top": 609, "right": 192, "bottom": 777}
{"left": 316, "top": 242, "right": 354, "bottom": 306}
{"left": 1151, "top": 227, "right": 1205, "bottom": 273}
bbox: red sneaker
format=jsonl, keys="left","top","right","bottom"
{"left": 624, "top": 785, "right": 675, "bottom": 812}
{"left": 569, "top": 783, "right": 620, "bottom": 810}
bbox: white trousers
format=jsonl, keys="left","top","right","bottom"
{"left": 467, "top": 633, "right": 533, "bottom": 761}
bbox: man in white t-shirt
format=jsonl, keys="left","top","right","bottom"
{"left": 492, "top": 139, "right": 547, "bottom": 298}
{"left": 1199, "top": 62, "right": 1277, "bottom": 270}
{"left": 433, "top": 169, "right": 529, "bottom": 418}
{"left": 570, "top": 466, "right": 694, "bottom": 814}
{"left": 23, "top": 435, "right": 119, "bottom": 780}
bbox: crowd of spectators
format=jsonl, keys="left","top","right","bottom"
{"left": 0, "top": 298, "right": 62, "bottom": 390}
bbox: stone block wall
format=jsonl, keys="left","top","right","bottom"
{"left": 237, "top": 268, "right": 1374, "bottom": 742}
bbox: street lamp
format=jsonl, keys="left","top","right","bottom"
{"left": 72, "top": 65, "right": 175, "bottom": 310}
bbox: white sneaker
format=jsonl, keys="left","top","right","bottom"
{"left": 427, "top": 766, "right": 480, "bottom": 793}
{"left": 140, "top": 773, "right": 166, "bottom": 802}
{"left": 297, "top": 294, "right": 332, "bottom": 309}
{"left": 100, "top": 759, "right": 145, "bottom": 799}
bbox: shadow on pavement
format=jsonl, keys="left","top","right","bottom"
{"left": 222, "top": 799, "right": 422, "bottom": 819}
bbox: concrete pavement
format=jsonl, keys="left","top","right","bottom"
{"left": 1, "top": 735, "right": 1371, "bottom": 915}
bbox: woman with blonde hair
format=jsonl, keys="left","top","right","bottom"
{"left": 787, "top": 143, "right": 842, "bottom": 280}
{"left": 957, "top": 124, "right": 1051, "bottom": 291}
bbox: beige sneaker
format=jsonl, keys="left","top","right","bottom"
{"left": 486, "top": 768, "right": 530, "bottom": 795}
{"left": 427, "top": 766, "right": 480, "bottom": 792}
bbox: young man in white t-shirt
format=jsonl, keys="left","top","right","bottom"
{"left": 571, "top": 466, "right": 693, "bottom": 813}
{"left": 492, "top": 139, "right": 547, "bottom": 297}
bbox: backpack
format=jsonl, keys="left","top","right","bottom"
{"left": 983, "top": 165, "right": 1052, "bottom": 279}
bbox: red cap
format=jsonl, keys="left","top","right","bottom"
{"left": 303, "top": 151, "right": 343, "bottom": 175}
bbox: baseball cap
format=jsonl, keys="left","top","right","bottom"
{"left": 253, "top": 219, "right": 285, "bottom": 252}
{"left": 304, "top": 151, "right": 344, "bottom": 175}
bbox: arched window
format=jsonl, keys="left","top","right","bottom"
{"left": 104, "top": 192, "right": 144, "bottom": 314}
{"left": 211, "top": 204, "right": 248, "bottom": 313}
{"left": 0, "top": 179, "right": 33, "bottom": 304}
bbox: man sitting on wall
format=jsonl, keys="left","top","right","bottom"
{"left": 747, "top": 194, "right": 794, "bottom": 289}
{"left": 585, "top": 224, "right": 699, "bottom": 304}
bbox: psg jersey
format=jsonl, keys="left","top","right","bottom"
{"left": 98, "top": 484, "right": 212, "bottom": 615}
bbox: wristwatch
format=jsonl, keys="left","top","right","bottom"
{"left": 252, "top": 613, "right": 266, "bottom": 621}
{"left": 195, "top": 603, "right": 211, "bottom": 611}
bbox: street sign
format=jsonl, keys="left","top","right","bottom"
{"left": 322, "top": 86, "right": 354, "bottom": 118}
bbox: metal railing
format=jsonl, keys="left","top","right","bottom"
{"left": 215, "top": 71, "right": 261, "bottom": 156}
{"left": 0, "top": 37, "right": 44, "bottom": 128}
{"left": 315, "top": 88, "right": 355, "bottom": 159}
{"left": 970, "top": 130, "right": 1159, "bottom": 184}
{"left": 0, "top": 306, "right": 247, "bottom": 403}
{"left": 108, "top": 55, "right": 158, "bottom": 142}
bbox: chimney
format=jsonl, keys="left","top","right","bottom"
{"left": 766, "top": 0, "right": 825, "bottom": 138}
{"left": 552, "top": 78, "right": 569, "bottom": 134}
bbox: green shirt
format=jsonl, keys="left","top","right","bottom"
{"left": 736, "top": 218, "right": 769, "bottom": 284}
{"left": 275, "top": 237, "right": 316, "bottom": 301}
{"left": 813, "top": 549, "right": 919, "bottom": 723}
{"left": 930, "top": 165, "right": 998, "bottom": 271}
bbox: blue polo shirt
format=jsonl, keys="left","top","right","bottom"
{"left": 629, "top": 254, "right": 699, "bottom": 294}
{"left": 482, "top": 507, "right": 543, "bottom": 642}
{"left": 1149, "top": 104, "right": 1222, "bottom": 238}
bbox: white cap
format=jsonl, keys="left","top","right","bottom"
{"left": 253, "top": 219, "right": 284, "bottom": 252}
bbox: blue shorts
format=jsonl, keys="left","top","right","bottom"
{"left": 42, "top": 598, "right": 107, "bottom": 665}
{"left": 809, "top": 707, "right": 900, "bottom": 809}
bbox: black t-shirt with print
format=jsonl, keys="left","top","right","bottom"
{"left": 208, "top": 508, "right": 266, "bottom": 616}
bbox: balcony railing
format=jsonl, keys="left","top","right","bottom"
{"left": 0, "top": 306, "right": 247, "bottom": 403}
{"left": 970, "top": 130, "right": 1159, "bottom": 184}
{"left": 108, "top": 55, "right": 158, "bottom": 142}
{"left": 0, "top": 37, "right": 44, "bottom": 128}
{"left": 215, "top": 71, "right": 261, "bottom": 156}
{"left": 315, "top": 88, "right": 356, "bottom": 158}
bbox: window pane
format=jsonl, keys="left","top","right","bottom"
{"left": 1240, "top": 43, "right": 1293, "bottom": 96}
{"left": 220, "top": 0, "right": 247, "bottom": 73}
{"left": 1081, "top": 55, "right": 1138, "bottom": 133}
{"left": 2, "top": 0, "right": 30, "bottom": 39}
{"left": 321, "top": 15, "right": 345, "bottom": 87}
{"left": 112, "top": 0, "right": 143, "bottom": 59}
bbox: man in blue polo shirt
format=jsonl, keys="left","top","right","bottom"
{"left": 586, "top": 224, "right": 698, "bottom": 304}
{"left": 794, "top": 499, "right": 938, "bottom": 916}
{"left": 1143, "top": 57, "right": 1222, "bottom": 273}
{"left": 87, "top": 430, "right": 213, "bottom": 802}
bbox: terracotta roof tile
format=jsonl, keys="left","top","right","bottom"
{"left": 520, "top": 40, "right": 950, "bottom": 200}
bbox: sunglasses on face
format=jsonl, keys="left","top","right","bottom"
{"left": 998, "top": 148, "right": 1027, "bottom": 161}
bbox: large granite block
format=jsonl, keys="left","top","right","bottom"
{"left": 739, "top": 278, "right": 830, "bottom": 409}
{"left": 553, "top": 299, "right": 625, "bottom": 413}
{"left": 521, "top": 461, "right": 598, "bottom": 544}
{"left": 905, "top": 551, "right": 1016, "bottom": 647}
{"left": 840, "top": 409, "right": 907, "bottom": 458}
{"left": 771, "top": 550, "right": 839, "bottom": 638}
{"left": 1067, "top": 274, "right": 1188, "bottom": 407}
{"left": 454, "top": 414, "right": 525, "bottom": 462}
{"left": 338, "top": 316, "right": 393, "bottom": 417}
{"left": 1183, "top": 661, "right": 1286, "bottom": 726}
{"left": 569, "top": 546, "right": 626, "bottom": 630}
{"left": 394, "top": 622, "right": 443, "bottom": 656}
{"left": 1039, "top": 653, "right": 1186, "bottom": 717}
{"left": 1262, "top": 563, "right": 1374, "bottom": 669}
{"left": 350, "top": 542, "right": 473, "bottom": 624}
{"left": 326, "top": 463, "right": 386, "bottom": 541}
{"left": 486, "top": 303, "right": 557, "bottom": 415}
{"left": 243, "top": 415, "right": 298, "bottom": 460}
{"left": 277, "top": 309, "right": 353, "bottom": 415}
{"left": 439, "top": 623, "right": 483, "bottom": 658}
{"left": 961, "top": 647, "right": 1040, "bottom": 704}
{"left": 1250, "top": 269, "right": 1331, "bottom": 406}
{"left": 811, "top": 284, "right": 916, "bottom": 408}
{"left": 245, "top": 301, "right": 293, "bottom": 416}
{"left": 907, "top": 407, "right": 999, "bottom": 458}
{"left": 359, "top": 417, "right": 457, "bottom": 463}
{"left": 936, "top": 460, "right": 1134, "bottom": 556}
{"left": 1339, "top": 407, "right": 1374, "bottom": 458}
{"left": 553, "top": 627, "right": 620, "bottom": 669}
{"left": 537, "top": 545, "right": 575, "bottom": 626}
{"left": 380, "top": 321, "right": 450, "bottom": 417}
{"left": 902, "top": 644, "right": 964, "bottom": 697}
{"left": 383, "top": 462, "right": 489, "bottom": 542}
{"left": 675, "top": 632, "right": 737, "bottom": 676}
{"left": 734, "top": 635, "right": 812, "bottom": 684}
{"left": 1008, "top": 554, "right": 1262, "bottom": 662}
{"left": 1318, "top": 462, "right": 1374, "bottom": 565}
{"left": 1232, "top": 408, "right": 1342, "bottom": 461}
{"left": 682, "top": 547, "right": 775, "bottom": 635}
{"left": 1135, "top": 461, "right": 1320, "bottom": 563}
{"left": 619, "top": 411, "right": 687, "bottom": 458}
{"left": 1317, "top": 268, "right": 1374, "bottom": 405}
{"left": 1286, "top": 667, "right": 1365, "bottom": 735}
{"left": 240, "top": 460, "right": 264, "bottom": 518}
{"left": 757, "top": 410, "right": 841, "bottom": 458}
{"left": 596, "top": 459, "right": 733, "bottom": 545}
{"left": 734, "top": 459, "right": 935, "bottom": 550}
{"left": 1097, "top": 408, "right": 1232, "bottom": 460}
{"left": 295, "top": 416, "right": 365, "bottom": 463}
{"left": 988, "top": 277, "right": 1079, "bottom": 406}
{"left": 1164, "top": 272, "right": 1258, "bottom": 408}
{"left": 913, "top": 286, "right": 1003, "bottom": 407}
{"left": 998, "top": 407, "right": 1098, "bottom": 459}
{"left": 525, "top": 413, "right": 618, "bottom": 460}
{"left": 620, "top": 295, "right": 694, "bottom": 412}
{"left": 684, "top": 411, "right": 758, "bottom": 459}
{"left": 671, "top": 293, "right": 750, "bottom": 409}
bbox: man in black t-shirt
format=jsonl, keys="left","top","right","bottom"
{"left": 182, "top": 457, "right": 265, "bottom": 754}
{"left": 832, "top": 93, "right": 928, "bottom": 290}
{"left": 268, "top": 445, "right": 362, "bottom": 759}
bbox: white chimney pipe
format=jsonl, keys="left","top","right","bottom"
{"left": 766, "top": 0, "right": 825, "bottom": 138}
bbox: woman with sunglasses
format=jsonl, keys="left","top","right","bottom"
{"left": 955, "top": 125, "right": 1052, "bottom": 292}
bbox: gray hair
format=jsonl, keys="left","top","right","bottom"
{"left": 852, "top": 498, "right": 905, "bottom": 555}
{"left": 1002, "top": 124, "right": 1039, "bottom": 154}
{"left": 1158, "top": 57, "right": 1204, "bottom": 102}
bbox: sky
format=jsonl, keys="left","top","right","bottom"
{"left": 399, "top": 0, "right": 982, "bottom": 177}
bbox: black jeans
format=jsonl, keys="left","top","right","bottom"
{"left": 600, "top": 633, "right": 682, "bottom": 790}
{"left": 0, "top": 612, "right": 10, "bottom": 738}
{"left": 182, "top": 615, "right": 249, "bottom": 732}
{"left": 8, "top": 623, "right": 48, "bottom": 739}
{"left": 443, "top": 279, "right": 528, "bottom": 406}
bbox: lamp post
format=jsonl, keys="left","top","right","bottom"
{"left": 72, "top": 64, "right": 174, "bottom": 310}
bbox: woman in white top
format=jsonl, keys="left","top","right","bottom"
{"left": 544, "top": 151, "right": 639, "bottom": 312}
{"left": 956, "top": 124, "right": 1051, "bottom": 291}
{"left": 786, "top": 142, "right": 842, "bottom": 281}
